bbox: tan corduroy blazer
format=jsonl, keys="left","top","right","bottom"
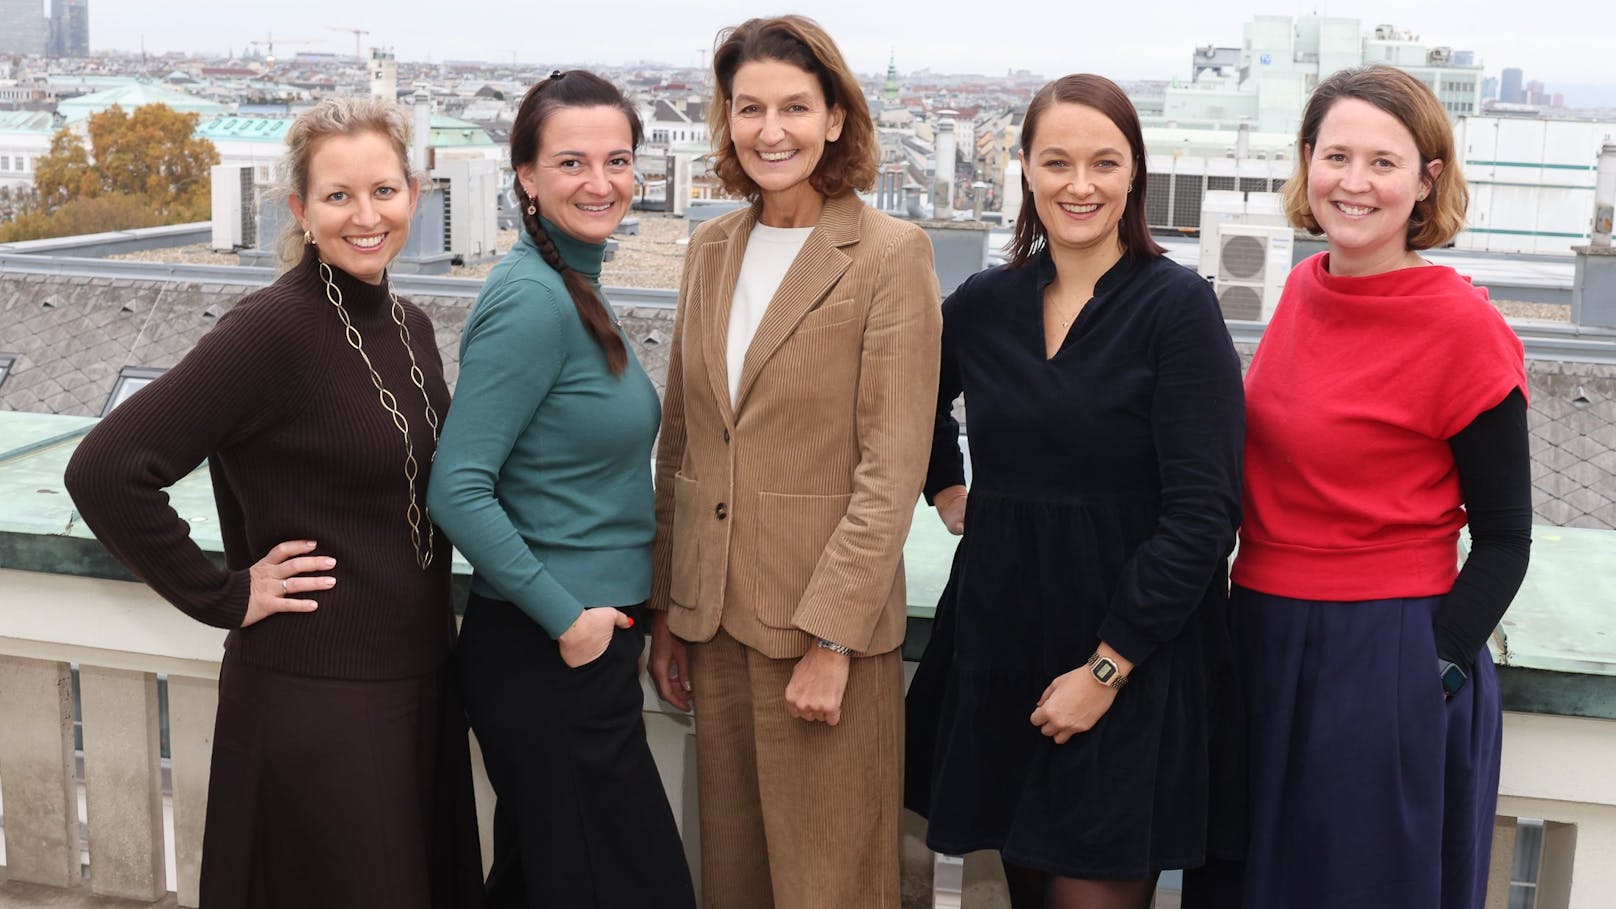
{"left": 649, "top": 192, "right": 942, "bottom": 659}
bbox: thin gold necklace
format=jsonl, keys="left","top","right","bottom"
{"left": 318, "top": 259, "right": 442, "bottom": 570}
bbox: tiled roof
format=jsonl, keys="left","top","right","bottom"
{"left": 0, "top": 272, "right": 1609, "bottom": 531}
{"left": 0, "top": 271, "right": 673, "bottom": 418}
{"left": 1525, "top": 362, "right": 1616, "bottom": 528}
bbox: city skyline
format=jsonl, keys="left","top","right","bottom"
{"left": 73, "top": 0, "right": 1616, "bottom": 88}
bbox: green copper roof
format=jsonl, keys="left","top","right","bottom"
{"left": 428, "top": 113, "right": 495, "bottom": 147}
{"left": 0, "top": 110, "right": 57, "bottom": 134}
{"left": 195, "top": 116, "right": 293, "bottom": 142}
{"left": 56, "top": 83, "right": 229, "bottom": 123}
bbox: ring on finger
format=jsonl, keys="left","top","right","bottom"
{"left": 281, "top": 579, "right": 288, "bottom": 595}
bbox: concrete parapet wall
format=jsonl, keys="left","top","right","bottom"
{"left": 0, "top": 224, "right": 214, "bottom": 259}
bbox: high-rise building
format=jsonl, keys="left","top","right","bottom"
{"left": 1501, "top": 67, "right": 1524, "bottom": 104}
{"left": 49, "top": 0, "right": 89, "bottom": 58}
{"left": 0, "top": 0, "right": 48, "bottom": 56}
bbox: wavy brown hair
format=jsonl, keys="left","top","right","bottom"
{"left": 707, "top": 15, "right": 877, "bottom": 201}
{"left": 1283, "top": 65, "right": 1467, "bottom": 250}
{"left": 509, "top": 71, "right": 642, "bottom": 375}
{"left": 1006, "top": 74, "right": 1163, "bottom": 268}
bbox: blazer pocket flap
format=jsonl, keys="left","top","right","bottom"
{"left": 795, "top": 298, "right": 856, "bottom": 332}
{"left": 753, "top": 491, "right": 853, "bottom": 628}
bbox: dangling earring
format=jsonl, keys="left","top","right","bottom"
{"left": 303, "top": 227, "right": 313, "bottom": 244}
{"left": 524, "top": 188, "right": 537, "bottom": 216}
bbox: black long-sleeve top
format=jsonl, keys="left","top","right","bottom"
{"left": 924, "top": 250, "right": 1246, "bottom": 667}
{"left": 1439, "top": 387, "right": 1533, "bottom": 673}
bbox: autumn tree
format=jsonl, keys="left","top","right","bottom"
{"left": 32, "top": 128, "right": 98, "bottom": 205}
{"left": 32, "top": 103, "right": 219, "bottom": 223}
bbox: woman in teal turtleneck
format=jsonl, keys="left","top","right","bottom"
{"left": 426, "top": 71, "right": 694, "bottom": 908}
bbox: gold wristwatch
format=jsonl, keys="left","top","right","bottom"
{"left": 1085, "top": 652, "right": 1129, "bottom": 689}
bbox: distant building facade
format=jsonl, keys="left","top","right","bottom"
{"left": 49, "top": 0, "right": 88, "bottom": 58}
{"left": 1158, "top": 15, "right": 1483, "bottom": 133}
{"left": 1501, "top": 67, "right": 1524, "bottom": 103}
{"left": 0, "top": 0, "right": 48, "bottom": 56}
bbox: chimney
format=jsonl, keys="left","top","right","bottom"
{"left": 935, "top": 112, "right": 957, "bottom": 219}
{"left": 412, "top": 90, "right": 432, "bottom": 172}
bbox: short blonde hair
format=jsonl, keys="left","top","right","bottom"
{"left": 275, "top": 97, "right": 417, "bottom": 267}
{"left": 1284, "top": 65, "right": 1468, "bottom": 250}
{"left": 707, "top": 15, "right": 878, "bottom": 201}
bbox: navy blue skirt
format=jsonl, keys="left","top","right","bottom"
{"left": 1183, "top": 586, "right": 1502, "bottom": 909}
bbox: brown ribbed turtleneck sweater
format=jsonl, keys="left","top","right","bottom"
{"left": 65, "top": 247, "right": 455, "bottom": 680}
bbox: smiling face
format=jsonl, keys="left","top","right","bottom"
{"left": 288, "top": 130, "right": 417, "bottom": 285}
{"left": 518, "top": 104, "right": 636, "bottom": 245}
{"left": 1018, "top": 102, "right": 1134, "bottom": 259}
{"left": 728, "top": 57, "right": 845, "bottom": 220}
{"left": 1305, "top": 96, "right": 1441, "bottom": 276}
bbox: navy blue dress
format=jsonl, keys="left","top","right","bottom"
{"left": 905, "top": 250, "right": 1245, "bottom": 879}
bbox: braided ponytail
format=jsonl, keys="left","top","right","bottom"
{"left": 510, "top": 70, "right": 643, "bottom": 377}
{"left": 516, "top": 180, "right": 627, "bottom": 375}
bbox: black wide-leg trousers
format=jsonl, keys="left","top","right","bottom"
{"left": 458, "top": 593, "right": 695, "bottom": 909}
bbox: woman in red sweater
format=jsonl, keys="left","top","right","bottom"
{"left": 1184, "top": 66, "right": 1531, "bottom": 908}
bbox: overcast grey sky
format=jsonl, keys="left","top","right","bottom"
{"left": 84, "top": 1, "right": 1615, "bottom": 87}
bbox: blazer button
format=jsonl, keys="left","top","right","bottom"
{"left": 715, "top": 502, "right": 729, "bottom": 520}
{"left": 722, "top": 428, "right": 730, "bottom": 443}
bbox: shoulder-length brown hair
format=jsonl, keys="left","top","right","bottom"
{"left": 1006, "top": 74, "right": 1163, "bottom": 268}
{"left": 1283, "top": 65, "right": 1467, "bottom": 250}
{"left": 707, "top": 15, "right": 877, "bottom": 201}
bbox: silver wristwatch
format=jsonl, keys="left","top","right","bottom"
{"left": 816, "top": 638, "right": 854, "bottom": 656}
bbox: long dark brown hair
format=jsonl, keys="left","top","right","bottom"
{"left": 1007, "top": 74, "right": 1164, "bottom": 268}
{"left": 509, "top": 71, "right": 643, "bottom": 375}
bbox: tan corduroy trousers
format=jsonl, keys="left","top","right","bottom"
{"left": 689, "top": 628, "right": 904, "bottom": 909}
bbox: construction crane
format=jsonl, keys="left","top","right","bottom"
{"left": 326, "top": 26, "right": 370, "bottom": 63}
{"left": 247, "top": 33, "right": 323, "bottom": 66}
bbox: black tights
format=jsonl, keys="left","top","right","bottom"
{"left": 1002, "top": 859, "right": 1158, "bottom": 909}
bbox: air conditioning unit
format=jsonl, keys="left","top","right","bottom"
{"left": 210, "top": 165, "right": 257, "bottom": 251}
{"left": 1213, "top": 224, "right": 1293, "bottom": 322}
{"left": 432, "top": 155, "right": 499, "bottom": 262}
{"left": 1197, "top": 190, "right": 1247, "bottom": 279}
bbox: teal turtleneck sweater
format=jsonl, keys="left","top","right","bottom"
{"left": 427, "top": 221, "right": 661, "bottom": 637}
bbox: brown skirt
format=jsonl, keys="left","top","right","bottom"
{"left": 198, "top": 649, "right": 484, "bottom": 908}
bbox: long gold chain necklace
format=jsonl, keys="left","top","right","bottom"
{"left": 318, "top": 259, "right": 442, "bottom": 570}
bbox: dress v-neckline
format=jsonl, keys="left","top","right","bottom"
{"left": 1035, "top": 250, "right": 1132, "bottom": 361}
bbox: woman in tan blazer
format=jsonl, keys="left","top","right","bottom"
{"left": 647, "top": 15, "right": 941, "bottom": 909}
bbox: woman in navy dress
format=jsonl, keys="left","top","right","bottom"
{"left": 905, "top": 74, "right": 1245, "bottom": 909}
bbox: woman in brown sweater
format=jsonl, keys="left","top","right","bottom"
{"left": 64, "top": 98, "right": 483, "bottom": 908}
